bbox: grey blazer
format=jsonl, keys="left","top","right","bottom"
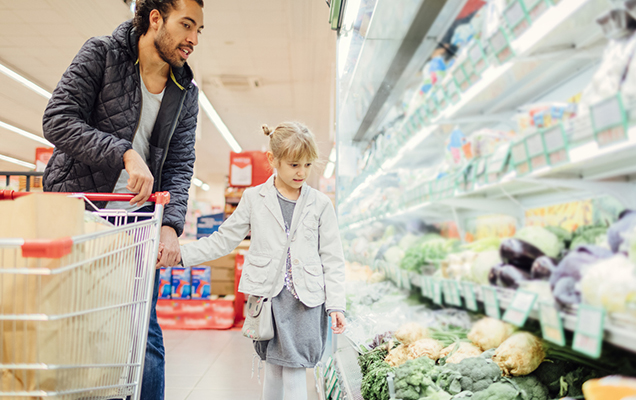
{"left": 180, "top": 175, "right": 346, "bottom": 311}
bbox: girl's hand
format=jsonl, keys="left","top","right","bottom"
{"left": 330, "top": 312, "right": 346, "bottom": 334}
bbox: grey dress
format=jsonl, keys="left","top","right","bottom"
{"left": 253, "top": 191, "right": 329, "bottom": 368}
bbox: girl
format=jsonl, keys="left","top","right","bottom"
{"left": 178, "top": 121, "right": 346, "bottom": 400}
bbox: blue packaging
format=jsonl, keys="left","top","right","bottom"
{"left": 171, "top": 267, "right": 191, "bottom": 299}
{"left": 159, "top": 267, "right": 172, "bottom": 299}
{"left": 191, "top": 266, "right": 212, "bottom": 299}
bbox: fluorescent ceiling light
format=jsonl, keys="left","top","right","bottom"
{"left": 192, "top": 177, "right": 203, "bottom": 187}
{"left": 0, "top": 120, "right": 53, "bottom": 147}
{"left": 0, "top": 62, "right": 51, "bottom": 100}
{"left": 0, "top": 153, "right": 35, "bottom": 169}
{"left": 329, "top": 147, "right": 337, "bottom": 163}
{"left": 323, "top": 161, "right": 335, "bottom": 179}
{"left": 201, "top": 183, "right": 210, "bottom": 191}
{"left": 196, "top": 84, "right": 242, "bottom": 153}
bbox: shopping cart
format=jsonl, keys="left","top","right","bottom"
{"left": 0, "top": 191, "right": 170, "bottom": 400}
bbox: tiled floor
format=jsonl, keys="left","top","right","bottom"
{"left": 163, "top": 329, "right": 320, "bottom": 400}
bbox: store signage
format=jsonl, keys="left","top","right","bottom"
{"left": 482, "top": 286, "right": 501, "bottom": 319}
{"left": 591, "top": 95, "right": 628, "bottom": 147}
{"left": 503, "top": 290, "right": 537, "bottom": 327}
{"left": 462, "top": 282, "right": 478, "bottom": 311}
{"left": 573, "top": 304, "right": 605, "bottom": 359}
{"left": 539, "top": 301, "right": 566, "bottom": 346}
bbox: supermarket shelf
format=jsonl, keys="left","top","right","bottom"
{"left": 338, "top": 0, "right": 610, "bottom": 206}
{"left": 407, "top": 273, "right": 636, "bottom": 354}
{"left": 334, "top": 338, "right": 364, "bottom": 400}
{"left": 342, "top": 124, "right": 636, "bottom": 229}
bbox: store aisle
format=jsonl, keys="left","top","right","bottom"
{"left": 163, "top": 329, "right": 320, "bottom": 400}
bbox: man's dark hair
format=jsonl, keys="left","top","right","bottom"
{"left": 133, "top": 0, "right": 204, "bottom": 35}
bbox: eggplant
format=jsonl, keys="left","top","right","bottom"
{"left": 553, "top": 276, "right": 581, "bottom": 306}
{"left": 607, "top": 210, "right": 636, "bottom": 253}
{"left": 498, "top": 265, "right": 530, "bottom": 289}
{"left": 488, "top": 263, "right": 504, "bottom": 285}
{"left": 531, "top": 256, "right": 557, "bottom": 280}
{"left": 500, "top": 238, "right": 545, "bottom": 271}
{"left": 573, "top": 244, "right": 614, "bottom": 259}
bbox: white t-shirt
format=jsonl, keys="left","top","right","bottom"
{"left": 106, "top": 77, "right": 165, "bottom": 210}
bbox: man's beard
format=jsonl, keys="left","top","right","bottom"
{"left": 154, "top": 25, "right": 185, "bottom": 68}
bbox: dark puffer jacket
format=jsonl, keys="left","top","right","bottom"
{"left": 43, "top": 20, "right": 198, "bottom": 236}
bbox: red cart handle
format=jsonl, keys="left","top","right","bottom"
{"left": 0, "top": 190, "right": 170, "bottom": 205}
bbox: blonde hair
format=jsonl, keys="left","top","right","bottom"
{"left": 262, "top": 122, "right": 319, "bottom": 162}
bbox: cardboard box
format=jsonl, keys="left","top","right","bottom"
{"left": 171, "top": 267, "right": 191, "bottom": 299}
{"left": 210, "top": 281, "right": 235, "bottom": 296}
{"left": 159, "top": 267, "right": 172, "bottom": 299}
{"left": 211, "top": 265, "right": 235, "bottom": 281}
{"left": 192, "top": 266, "right": 211, "bottom": 299}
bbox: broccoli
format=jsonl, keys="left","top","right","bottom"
{"left": 436, "top": 357, "right": 501, "bottom": 395}
{"left": 393, "top": 357, "right": 437, "bottom": 400}
{"left": 472, "top": 382, "right": 520, "bottom": 400}
{"left": 509, "top": 375, "right": 549, "bottom": 400}
{"left": 533, "top": 359, "right": 573, "bottom": 396}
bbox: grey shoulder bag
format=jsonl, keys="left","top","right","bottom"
{"left": 242, "top": 189, "right": 308, "bottom": 341}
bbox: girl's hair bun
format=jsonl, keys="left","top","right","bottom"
{"left": 262, "top": 124, "right": 272, "bottom": 137}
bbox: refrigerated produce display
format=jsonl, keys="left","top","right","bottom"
{"left": 327, "top": 0, "right": 636, "bottom": 398}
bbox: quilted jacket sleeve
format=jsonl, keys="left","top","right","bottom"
{"left": 42, "top": 37, "right": 132, "bottom": 173}
{"left": 160, "top": 85, "right": 198, "bottom": 236}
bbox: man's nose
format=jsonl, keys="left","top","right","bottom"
{"left": 187, "top": 31, "right": 198, "bottom": 46}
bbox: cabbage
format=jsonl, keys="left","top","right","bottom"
{"left": 470, "top": 250, "right": 501, "bottom": 284}
{"left": 515, "top": 226, "right": 563, "bottom": 258}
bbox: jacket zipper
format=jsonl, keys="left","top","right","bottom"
{"left": 109, "top": 63, "right": 143, "bottom": 198}
{"left": 155, "top": 85, "right": 187, "bottom": 190}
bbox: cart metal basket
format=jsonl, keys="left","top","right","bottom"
{"left": 0, "top": 191, "right": 170, "bottom": 400}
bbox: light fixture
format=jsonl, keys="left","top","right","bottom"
{"left": 0, "top": 153, "right": 36, "bottom": 169}
{"left": 192, "top": 177, "right": 203, "bottom": 187}
{"left": 0, "top": 120, "right": 53, "bottom": 147}
{"left": 329, "top": 147, "right": 337, "bottom": 163}
{"left": 0, "top": 61, "right": 51, "bottom": 100}
{"left": 201, "top": 183, "right": 210, "bottom": 191}
{"left": 195, "top": 82, "right": 242, "bottom": 153}
{"left": 323, "top": 162, "right": 335, "bottom": 179}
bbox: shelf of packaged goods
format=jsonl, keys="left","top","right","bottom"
{"left": 314, "top": 364, "right": 328, "bottom": 400}
{"left": 338, "top": 0, "right": 610, "bottom": 209}
{"left": 404, "top": 272, "right": 636, "bottom": 354}
{"left": 334, "top": 338, "right": 365, "bottom": 400}
{"left": 341, "top": 122, "right": 636, "bottom": 230}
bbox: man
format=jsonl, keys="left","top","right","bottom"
{"left": 42, "top": 0, "right": 204, "bottom": 398}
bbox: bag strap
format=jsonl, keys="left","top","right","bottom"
{"left": 265, "top": 186, "right": 309, "bottom": 301}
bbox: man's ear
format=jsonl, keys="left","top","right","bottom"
{"left": 148, "top": 9, "right": 163, "bottom": 32}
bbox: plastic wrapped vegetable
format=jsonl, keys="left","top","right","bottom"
{"left": 468, "top": 318, "right": 515, "bottom": 351}
{"left": 500, "top": 239, "right": 545, "bottom": 271}
{"left": 515, "top": 226, "right": 562, "bottom": 258}
{"left": 581, "top": 254, "right": 636, "bottom": 313}
{"left": 407, "top": 338, "right": 443, "bottom": 360}
{"left": 395, "top": 322, "right": 428, "bottom": 345}
{"left": 493, "top": 332, "right": 545, "bottom": 376}
{"left": 470, "top": 250, "right": 501, "bottom": 285}
{"left": 439, "top": 342, "right": 482, "bottom": 364}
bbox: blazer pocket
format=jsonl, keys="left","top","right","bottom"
{"left": 303, "top": 264, "right": 324, "bottom": 292}
{"left": 244, "top": 254, "right": 271, "bottom": 284}
{"left": 303, "top": 218, "right": 318, "bottom": 240}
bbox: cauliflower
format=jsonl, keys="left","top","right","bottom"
{"left": 432, "top": 356, "right": 502, "bottom": 395}
{"left": 385, "top": 344, "right": 410, "bottom": 367}
{"left": 581, "top": 254, "right": 636, "bottom": 313}
{"left": 407, "top": 338, "right": 443, "bottom": 360}
{"left": 493, "top": 332, "right": 545, "bottom": 376}
{"left": 468, "top": 318, "right": 515, "bottom": 351}
{"left": 440, "top": 342, "right": 482, "bottom": 364}
{"left": 395, "top": 322, "right": 428, "bottom": 345}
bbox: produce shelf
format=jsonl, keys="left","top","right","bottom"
{"left": 334, "top": 337, "right": 365, "bottom": 400}
{"left": 406, "top": 273, "right": 636, "bottom": 354}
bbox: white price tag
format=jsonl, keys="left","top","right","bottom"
{"left": 543, "top": 126, "right": 565, "bottom": 152}
{"left": 503, "top": 290, "right": 537, "bottom": 327}
{"left": 592, "top": 96, "right": 623, "bottom": 131}
{"left": 526, "top": 133, "right": 544, "bottom": 156}
{"left": 462, "top": 282, "right": 478, "bottom": 311}
{"left": 432, "top": 279, "right": 443, "bottom": 305}
{"left": 512, "top": 142, "right": 527, "bottom": 163}
{"left": 490, "top": 30, "right": 507, "bottom": 52}
{"left": 506, "top": 1, "right": 526, "bottom": 25}
{"left": 572, "top": 305, "right": 605, "bottom": 359}
{"left": 469, "top": 43, "right": 483, "bottom": 65}
{"left": 539, "top": 302, "right": 565, "bottom": 346}
{"left": 420, "top": 276, "right": 429, "bottom": 298}
{"left": 463, "top": 61, "right": 474, "bottom": 76}
{"left": 453, "top": 68, "right": 466, "bottom": 84}
{"left": 482, "top": 286, "right": 501, "bottom": 319}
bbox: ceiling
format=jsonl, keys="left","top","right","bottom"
{"left": 0, "top": 0, "right": 337, "bottom": 196}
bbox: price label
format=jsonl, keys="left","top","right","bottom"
{"left": 527, "top": 0, "right": 548, "bottom": 19}
{"left": 324, "top": 357, "right": 334, "bottom": 378}
{"left": 512, "top": 142, "right": 528, "bottom": 163}
{"left": 327, "top": 372, "right": 338, "bottom": 398}
{"left": 539, "top": 302, "right": 565, "bottom": 346}
{"left": 597, "top": 126, "right": 627, "bottom": 147}
{"left": 453, "top": 68, "right": 466, "bottom": 85}
{"left": 462, "top": 281, "right": 478, "bottom": 311}
{"left": 477, "top": 158, "right": 487, "bottom": 175}
{"left": 443, "top": 280, "right": 462, "bottom": 307}
{"left": 531, "top": 154, "right": 548, "bottom": 169}
{"left": 503, "top": 290, "right": 537, "bottom": 327}
{"left": 463, "top": 61, "right": 475, "bottom": 76}
{"left": 432, "top": 279, "right": 443, "bottom": 305}
{"left": 482, "top": 286, "right": 501, "bottom": 319}
{"left": 468, "top": 43, "right": 483, "bottom": 65}
{"left": 490, "top": 30, "right": 507, "bottom": 52}
{"left": 549, "top": 149, "right": 568, "bottom": 165}
{"left": 420, "top": 276, "right": 429, "bottom": 298}
{"left": 334, "top": 387, "right": 342, "bottom": 400}
{"left": 526, "top": 133, "right": 544, "bottom": 156}
{"left": 592, "top": 96, "right": 623, "bottom": 131}
{"left": 573, "top": 305, "right": 605, "bottom": 358}
{"left": 543, "top": 125, "right": 566, "bottom": 152}
{"left": 516, "top": 161, "right": 530, "bottom": 175}
{"left": 505, "top": 1, "right": 526, "bottom": 26}
{"left": 403, "top": 271, "right": 412, "bottom": 290}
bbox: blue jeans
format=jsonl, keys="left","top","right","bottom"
{"left": 108, "top": 207, "right": 165, "bottom": 400}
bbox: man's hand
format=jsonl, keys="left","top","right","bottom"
{"left": 156, "top": 226, "right": 180, "bottom": 269}
{"left": 330, "top": 312, "right": 346, "bottom": 334}
{"left": 123, "top": 149, "right": 154, "bottom": 206}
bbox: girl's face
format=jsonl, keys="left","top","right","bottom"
{"left": 272, "top": 156, "right": 313, "bottom": 192}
